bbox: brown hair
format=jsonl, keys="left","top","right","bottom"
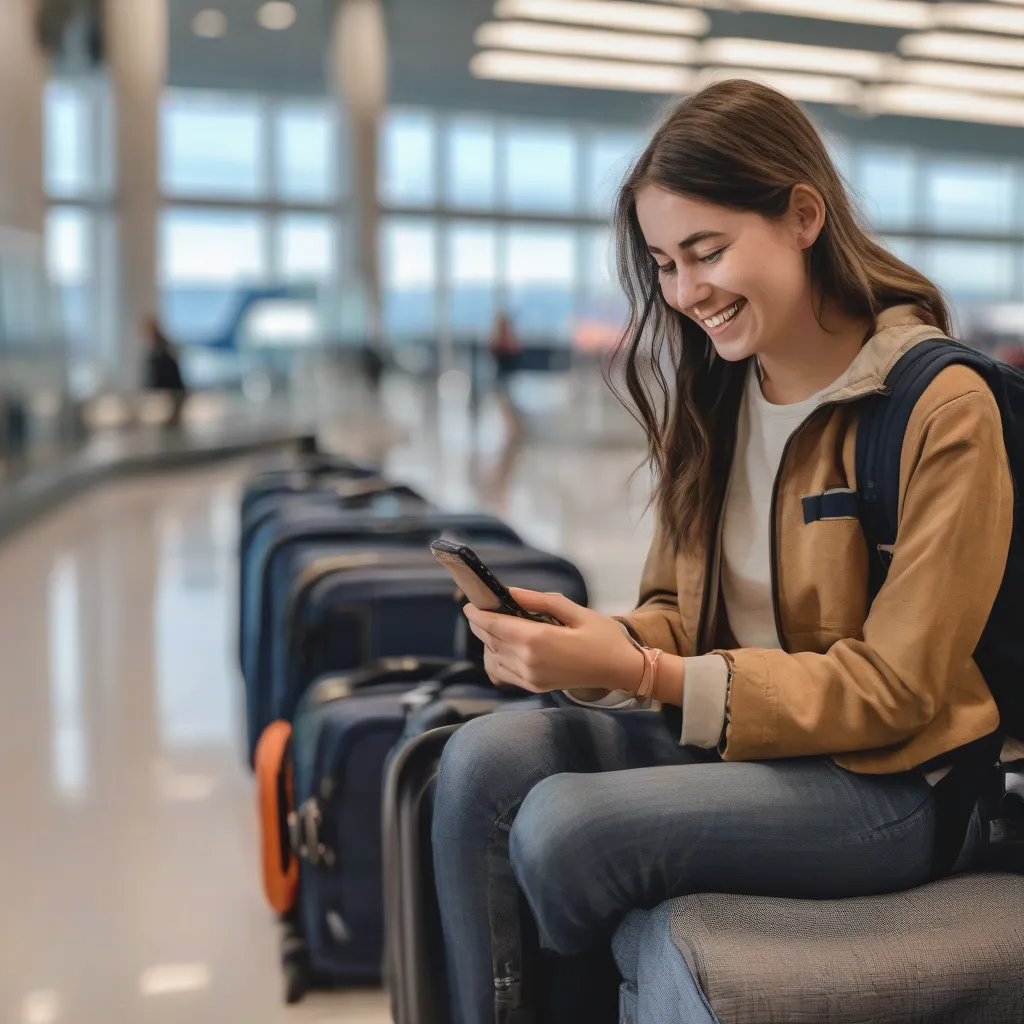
{"left": 611, "top": 79, "right": 950, "bottom": 554}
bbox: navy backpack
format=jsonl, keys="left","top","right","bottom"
{"left": 852, "top": 338, "right": 1024, "bottom": 745}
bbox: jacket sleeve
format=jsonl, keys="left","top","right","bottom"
{"left": 718, "top": 382, "right": 1013, "bottom": 763}
{"left": 615, "top": 517, "right": 693, "bottom": 657}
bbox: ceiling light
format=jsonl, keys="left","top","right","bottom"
{"left": 471, "top": 50, "right": 695, "bottom": 93}
{"left": 493, "top": 0, "right": 709, "bottom": 36}
{"left": 663, "top": 0, "right": 932, "bottom": 30}
{"left": 702, "top": 38, "right": 890, "bottom": 80}
{"left": 699, "top": 66, "right": 863, "bottom": 106}
{"left": 475, "top": 21, "right": 699, "bottom": 63}
{"left": 256, "top": 1, "right": 296, "bottom": 31}
{"left": 865, "top": 84, "right": 1024, "bottom": 127}
{"left": 191, "top": 9, "right": 227, "bottom": 38}
{"left": 935, "top": 3, "right": 1024, "bottom": 35}
{"left": 896, "top": 59, "right": 1024, "bottom": 97}
{"left": 899, "top": 31, "right": 1024, "bottom": 66}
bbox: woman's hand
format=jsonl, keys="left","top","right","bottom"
{"left": 464, "top": 588, "right": 645, "bottom": 695}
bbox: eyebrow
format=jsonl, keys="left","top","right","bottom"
{"left": 648, "top": 231, "right": 725, "bottom": 256}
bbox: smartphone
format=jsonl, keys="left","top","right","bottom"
{"left": 429, "top": 539, "right": 562, "bottom": 625}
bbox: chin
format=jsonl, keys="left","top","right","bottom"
{"left": 709, "top": 334, "right": 757, "bottom": 364}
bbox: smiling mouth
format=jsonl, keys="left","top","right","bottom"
{"left": 700, "top": 299, "right": 745, "bottom": 330}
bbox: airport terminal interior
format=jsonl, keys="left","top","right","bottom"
{"left": 4, "top": 0, "right": 1024, "bottom": 1021}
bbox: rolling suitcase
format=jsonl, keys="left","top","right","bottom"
{"left": 240, "top": 452, "right": 379, "bottom": 533}
{"left": 240, "top": 480, "right": 432, "bottom": 680}
{"left": 269, "top": 543, "right": 587, "bottom": 759}
{"left": 383, "top": 724, "right": 464, "bottom": 1024}
{"left": 270, "top": 658, "right": 511, "bottom": 1000}
{"left": 245, "top": 514, "right": 524, "bottom": 764}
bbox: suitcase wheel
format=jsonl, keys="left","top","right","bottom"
{"left": 281, "top": 918, "right": 312, "bottom": 1004}
{"left": 283, "top": 960, "right": 311, "bottom": 1004}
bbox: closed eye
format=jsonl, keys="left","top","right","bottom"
{"left": 655, "top": 261, "right": 676, "bottom": 276}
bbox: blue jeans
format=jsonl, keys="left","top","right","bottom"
{"left": 432, "top": 706, "right": 982, "bottom": 1024}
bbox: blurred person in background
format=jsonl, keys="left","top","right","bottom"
{"left": 433, "top": 79, "right": 1014, "bottom": 1023}
{"left": 489, "top": 309, "right": 523, "bottom": 439}
{"left": 143, "top": 316, "right": 188, "bottom": 429}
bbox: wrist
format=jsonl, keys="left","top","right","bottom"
{"left": 651, "top": 654, "right": 685, "bottom": 707}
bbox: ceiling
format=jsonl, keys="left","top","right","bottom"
{"left": 162, "top": 0, "right": 1024, "bottom": 158}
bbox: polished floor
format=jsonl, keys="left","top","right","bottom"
{"left": 0, "top": 374, "right": 652, "bottom": 1023}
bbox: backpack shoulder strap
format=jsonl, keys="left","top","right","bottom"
{"left": 855, "top": 338, "right": 994, "bottom": 599}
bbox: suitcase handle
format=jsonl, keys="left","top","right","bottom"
{"left": 332, "top": 480, "right": 426, "bottom": 506}
{"left": 325, "top": 657, "right": 458, "bottom": 697}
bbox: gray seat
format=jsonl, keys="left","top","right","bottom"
{"left": 612, "top": 872, "right": 1024, "bottom": 1024}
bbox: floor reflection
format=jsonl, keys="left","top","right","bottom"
{"left": 0, "top": 364, "right": 654, "bottom": 1022}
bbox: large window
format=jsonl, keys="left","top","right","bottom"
{"left": 505, "top": 227, "right": 576, "bottom": 339}
{"left": 925, "top": 161, "right": 1015, "bottom": 233}
{"left": 162, "top": 91, "right": 265, "bottom": 198}
{"left": 922, "top": 242, "right": 1016, "bottom": 301}
{"left": 856, "top": 148, "right": 916, "bottom": 229}
{"left": 585, "top": 132, "right": 642, "bottom": 216}
{"left": 275, "top": 214, "right": 337, "bottom": 282}
{"left": 447, "top": 221, "right": 498, "bottom": 335}
{"left": 160, "top": 209, "right": 268, "bottom": 341}
{"left": 274, "top": 104, "right": 338, "bottom": 202}
{"left": 503, "top": 126, "right": 577, "bottom": 214}
{"left": 445, "top": 118, "right": 496, "bottom": 209}
{"left": 381, "top": 110, "right": 436, "bottom": 207}
{"left": 45, "top": 82, "right": 93, "bottom": 198}
{"left": 45, "top": 207, "right": 93, "bottom": 353}
{"left": 381, "top": 217, "right": 437, "bottom": 336}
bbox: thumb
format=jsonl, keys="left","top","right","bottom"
{"left": 509, "top": 588, "right": 588, "bottom": 626}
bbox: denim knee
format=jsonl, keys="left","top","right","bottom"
{"left": 432, "top": 710, "right": 543, "bottom": 845}
{"left": 509, "top": 773, "right": 604, "bottom": 955}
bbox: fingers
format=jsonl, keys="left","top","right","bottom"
{"left": 507, "top": 588, "right": 587, "bottom": 627}
{"left": 463, "top": 604, "right": 534, "bottom": 643}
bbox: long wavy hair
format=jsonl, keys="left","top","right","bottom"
{"left": 611, "top": 79, "right": 950, "bottom": 554}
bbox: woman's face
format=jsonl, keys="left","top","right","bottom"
{"left": 634, "top": 183, "right": 818, "bottom": 363}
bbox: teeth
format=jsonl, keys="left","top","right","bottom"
{"left": 703, "top": 300, "right": 742, "bottom": 329}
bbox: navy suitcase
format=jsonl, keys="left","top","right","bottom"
{"left": 240, "top": 453, "right": 379, "bottom": 533}
{"left": 270, "top": 543, "right": 587, "bottom": 757}
{"left": 240, "top": 481, "right": 432, "bottom": 678}
{"left": 245, "top": 514, "right": 523, "bottom": 764}
{"left": 283, "top": 658, "right": 513, "bottom": 999}
{"left": 240, "top": 477, "right": 427, "bottom": 579}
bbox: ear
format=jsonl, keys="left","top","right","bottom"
{"left": 787, "top": 183, "right": 826, "bottom": 251}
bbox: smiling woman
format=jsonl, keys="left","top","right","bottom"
{"left": 612, "top": 78, "right": 948, "bottom": 552}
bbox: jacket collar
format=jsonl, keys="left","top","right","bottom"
{"left": 816, "top": 305, "right": 948, "bottom": 406}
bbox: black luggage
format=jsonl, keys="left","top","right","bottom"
{"left": 384, "top": 725, "right": 461, "bottom": 1024}
{"left": 245, "top": 514, "right": 526, "bottom": 764}
{"left": 281, "top": 659, "right": 518, "bottom": 1001}
{"left": 263, "top": 541, "right": 585, "bottom": 763}
{"left": 240, "top": 452, "right": 379, "bottom": 533}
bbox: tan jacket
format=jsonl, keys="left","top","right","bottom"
{"left": 620, "top": 307, "right": 1014, "bottom": 774}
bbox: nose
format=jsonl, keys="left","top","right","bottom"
{"left": 673, "top": 267, "right": 712, "bottom": 316}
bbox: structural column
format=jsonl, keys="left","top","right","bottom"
{"left": 0, "top": 0, "right": 46, "bottom": 237}
{"left": 331, "top": 0, "right": 387, "bottom": 346}
{"left": 105, "top": 0, "right": 167, "bottom": 387}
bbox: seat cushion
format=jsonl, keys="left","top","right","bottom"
{"left": 645, "top": 872, "right": 1024, "bottom": 1024}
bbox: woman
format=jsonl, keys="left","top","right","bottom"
{"left": 433, "top": 80, "right": 1014, "bottom": 1023}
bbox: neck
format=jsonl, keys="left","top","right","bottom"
{"left": 756, "top": 298, "right": 872, "bottom": 405}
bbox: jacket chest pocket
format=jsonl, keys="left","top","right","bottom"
{"left": 784, "top": 489, "right": 870, "bottom": 636}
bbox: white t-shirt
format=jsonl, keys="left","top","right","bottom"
{"left": 721, "top": 361, "right": 832, "bottom": 649}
